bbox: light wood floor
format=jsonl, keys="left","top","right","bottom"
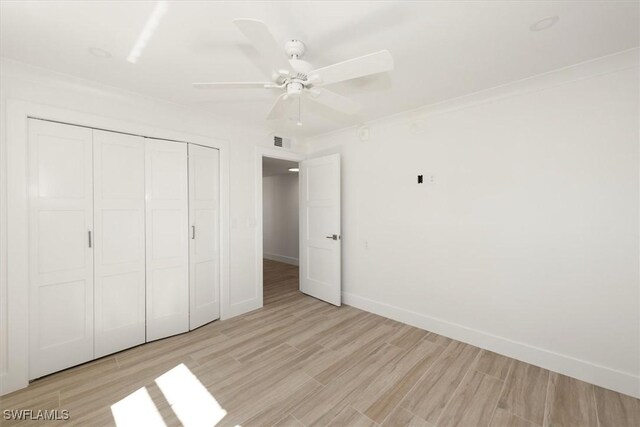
{"left": 2, "top": 259, "right": 638, "bottom": 426}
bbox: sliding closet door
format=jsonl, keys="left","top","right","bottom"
{"left": 189, "top": 144, "right": 220, "bottom": 329}
{"left": 145, "top": 139, "right": 189, "bottom": 341}
{"left": 93, "top": 130, "right": 146, "bottom": 357}
{"left": 28, "top": 119, "right": 94, "bottom": 379}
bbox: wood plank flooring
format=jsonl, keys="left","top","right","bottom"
{"left": 1, "top": 259, "right": 638, "bottom": 426}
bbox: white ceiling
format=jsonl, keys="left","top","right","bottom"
{"left": 263, "top": 157, "right": 298, "bottom": 177}
{"left": 1, "top": 1, "right": 638, "bottom": 138}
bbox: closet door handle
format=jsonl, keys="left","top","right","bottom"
{"left": 192, "top": 225, "right": 196, "bottom": 240}
{"left": 88, "top": 230, "right": 92, "bottom": 248}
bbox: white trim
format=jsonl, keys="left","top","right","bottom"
{"left": 264, "top": 253, "right": 299, "bottom": 266}
{"left": 342, "top": 291, "right": 640, "bottom": 399}
{"left": 255, "top": 146, "right": 305, "bottom": 308}
{"left": 2, "top": 99, "right": 231, "bottom": 396}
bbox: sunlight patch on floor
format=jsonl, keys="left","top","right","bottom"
{"left": 111, "top": 387, "right": 167, "bottom": 427}
{"left": 111, "top": 363, "right": 227, "bottom": 426}
{"left": 155, "top": 363, "right": 227, "bottom": 426}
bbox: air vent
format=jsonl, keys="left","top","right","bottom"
{"left": 271, "top": 135, "right": 291, "bottom": 149}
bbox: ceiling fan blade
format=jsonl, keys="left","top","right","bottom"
{"left": 267, "top": 93, "right": 292, "bottom": 120}
{"left": 308, "top": 50, "right": 394, "bottom": 86}
{"left": 193, "top": 82, "right": 277, "bottom": 89}
{"left": 233, "top": 18, "right": 292, "bottom": 79}
{"left": 306, "top": 88, "right": 361, "bottom": 115}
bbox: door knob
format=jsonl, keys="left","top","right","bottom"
{"left": 325, "top": 234, "right": 339, "bottom": 240}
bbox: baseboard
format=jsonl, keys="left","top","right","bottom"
{"left": 342, "top": 292, "right": 640, "bottom": 399}
{"left": 264, "top": 252, "right": 299, "bottom": 266}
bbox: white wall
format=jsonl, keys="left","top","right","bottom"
{"left": 263, "top": 173, "right": 299, "bottom": 265}
{"left": 0, "top": 59, "right": 303, "bottom": 394}
{"left": 304, "top": 49, "right": 640, "bottom": 398}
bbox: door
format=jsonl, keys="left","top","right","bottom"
{"left": 188, "top": 144, "right": 220, "bottom": 329}
{"left": 299, "top": 153, "right": 341, "bottom": 306}
{"left": 145, "top": 139, "right": 189, "bottom": 341}
{"left": 28, "top": 119, "right": 94, "bottom": 379}
{"left": 93, "top": 130, "right": 146, "bottom": 357}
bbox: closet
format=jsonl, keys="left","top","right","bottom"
{"left": 27, "top": 118, "right": 220, "bottom": 379}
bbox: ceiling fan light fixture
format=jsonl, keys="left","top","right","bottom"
{"left": 286, "top": 81, "right": 304, "bottom": 97}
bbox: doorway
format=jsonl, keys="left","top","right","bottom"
{"left": 261, "top": 156, "right": 300, "bottom": 305}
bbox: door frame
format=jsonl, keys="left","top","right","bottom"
{"left": 3, "top": 99, "right": 231, "bottom": 395}
{"left": 254, "top": 146, "right": 305, "bottom": 307}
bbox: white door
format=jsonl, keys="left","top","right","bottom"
{"left": 145, "top": 139, "right": 189, "bottom": 341}
{"left": 93, "top": 130, "right": 146, "bottom": 357}
{"left": 188, "top": 144, "right": 220, "bottom": 329}
{"left": 28, "top": 119, "right": 94, "bottom": 379}
{"left": 299, "top": 153, "right": 341, "bottom": 306}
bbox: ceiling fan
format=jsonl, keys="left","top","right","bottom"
{"left": 193, "top": 19, "right": 394, "bottom": 125}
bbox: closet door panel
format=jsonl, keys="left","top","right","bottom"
{"left": 189, "top": 144, "right": 220, "bottom": 330}
{"left": 28, "top": 119, "right": 94, "bottom": 380}
{"left": 146, "top": 139, "right": 189, "bottom": 341}
{"left": 93, "top": 130, "right": 146, "bottom": 358}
